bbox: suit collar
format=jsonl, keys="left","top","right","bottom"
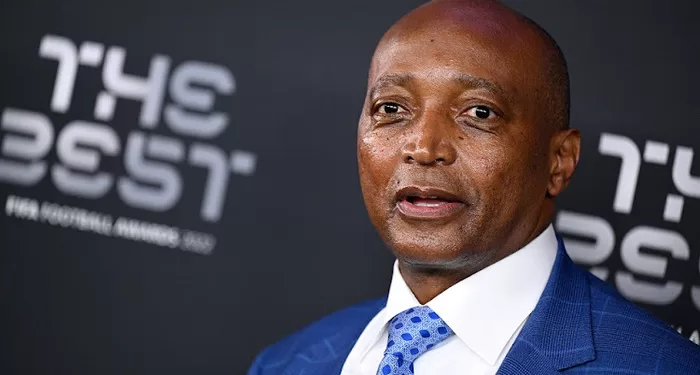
{"left": 498, "top": 236, "right": 595, "bottom": 374}
{"left": 283, "top": 237, "right": 595, "bottom": 375}
{"left": 380, "top": 225, "right": 558, "bottom": 366}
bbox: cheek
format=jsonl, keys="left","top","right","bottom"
{"left": 468, "top": 136, "right": 546, "bottom": 214}
{"left": 358, "top": 131, "right": 398, "bottom": 190}
{"left": 357, "top": 131, "right": 400, "bottom": 218}
{"left": 463, "top": 137, "right": 509, "bottom": 179}
{"left": 462, "top": 139, "right": 523, "bottom": 211}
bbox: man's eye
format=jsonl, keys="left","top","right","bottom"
{"left": 378, "top": 103, "right": 405, "bottom": 114}
{"left": 466, "top": 105, "right": 494, "bottom": 119}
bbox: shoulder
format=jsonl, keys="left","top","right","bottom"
{"left": 246, "top": 297, "right": 386, "bottom": 375}
{"left": 583, "top": 271, "right": 700, "bottom": 372}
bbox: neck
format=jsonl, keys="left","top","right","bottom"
{"left": 399, "top": 213, "right": 554, "bottom": 304}
{"left": 398, "top": 263, "right": 474, "bottom": 304}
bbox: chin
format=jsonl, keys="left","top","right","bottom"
{"left": 386, "top": 230, "right": 492, "bottom": 271}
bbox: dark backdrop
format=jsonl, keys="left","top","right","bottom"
{"left": 0, "top": 1, "right": 698, "bottom": 374}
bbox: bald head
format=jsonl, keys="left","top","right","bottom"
{"left": 519, "top": 13, "right": 570, "bottom": 130}
{"left": 357, "top": 0, "right": 581, "bottom": 287}
{"left": 372, "top": 0, "right": 570, "bottom": 131}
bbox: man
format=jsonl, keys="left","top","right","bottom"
{"left": 247, "top": 0, "right": 700, "bottom": 374}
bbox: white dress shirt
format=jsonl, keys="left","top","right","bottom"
{"left": 340, "top": 224, "right": 558, "bottom": 375}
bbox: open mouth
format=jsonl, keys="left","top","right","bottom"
{"left": 395, "top": 186, "right": 466, "bottom": 219}
{"left": 404, "top": 196, "right": 457, "bottom": 207}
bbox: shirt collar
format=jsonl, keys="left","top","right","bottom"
{"left": 378, "top": 224, "right": 558, "bottom": 365}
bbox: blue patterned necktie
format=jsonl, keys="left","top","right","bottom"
{"left": 377, "top": 306, "right": 455, "bottom": 375}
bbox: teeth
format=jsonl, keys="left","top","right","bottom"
{"left": 414, "top": 201, "right": 446, "bottom": 207}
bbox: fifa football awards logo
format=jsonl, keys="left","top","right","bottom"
{"left": 1, "top": 34, "right": 257, "bottom": 255}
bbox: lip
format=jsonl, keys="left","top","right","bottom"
{"left": 394, "top": 186, "right": 466, "bottom": 220}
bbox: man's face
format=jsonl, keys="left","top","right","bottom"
{"left": 358, "top": 19, "right": 556, "bottom": 269}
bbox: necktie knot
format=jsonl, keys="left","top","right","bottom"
{"left": 377, "top": 306, "right": 454, "bottom": 375}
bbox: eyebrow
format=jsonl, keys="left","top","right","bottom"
{"left": 368, "top": 72, "right": 509, "bottom": 102}
{"left": 452, "top": 72, "right": 509, "bottom": 101}
{"left": 368, "top": 73, "right": 415, "bottom": 100}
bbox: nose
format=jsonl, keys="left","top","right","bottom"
{"left": 401, "top": 112, "right": 457, "bottom": 166}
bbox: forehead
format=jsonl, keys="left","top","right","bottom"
{"left": 368, "top": 19, "right": 542, "bottom": 97}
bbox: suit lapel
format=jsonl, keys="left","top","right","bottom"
{"left": 497, "top": 237, "right": 596, "bottom": 375}
{"left": 280, "top": 238, "right": 596, "bottom": 375}
{"left": 278, "top": 298, "right": 387, "bottom": 375}
{"left": 295, "top": 326, "right": 365, "bottom": 375}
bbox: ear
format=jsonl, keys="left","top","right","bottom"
{"left": 547, "top": 128, "right": 581, "bottom": 197}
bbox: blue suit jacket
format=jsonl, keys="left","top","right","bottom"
{"left": 248, "top": 239, "right": 700, "bottom": 374}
